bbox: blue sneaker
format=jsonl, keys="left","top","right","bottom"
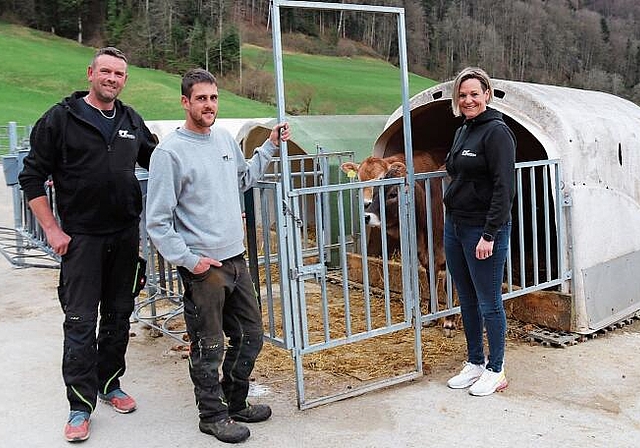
{"left": 98, "top": 388, "right": 137, "bottom": 413}
{"left": 64, "top": 410, "right": 90, "bottom": 442}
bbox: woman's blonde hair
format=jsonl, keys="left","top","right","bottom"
{"left": 451, "top": 67, "right": 493, "bottom": 117}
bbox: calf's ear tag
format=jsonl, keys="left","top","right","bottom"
{"left": 347, "top": 169, "right": 357, "bottom": 179}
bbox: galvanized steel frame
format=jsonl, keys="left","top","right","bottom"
{"left": 413, "top": 159, "right": 566, "bottom": 325}
{"left": 1, "top": 146, "right": 61, "bottom": 268}
{"left": 270, "top": 0, "right": 423, "bottom": 409}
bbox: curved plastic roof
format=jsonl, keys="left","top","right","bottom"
{"left": 146, "top": 115, "right": 389, "bottom": 161}
{"left": 237, "top": 115, "right": 388, "bottom": 160}
{"left": 145, "top": 118, "right": 264, "bottom": 143}
{"left": 379, "top": 80, "right": 640, "bottom": 184}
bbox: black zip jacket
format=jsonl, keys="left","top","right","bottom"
{"left": 443, "top": 107, "right": 516, "bottom": 238}
{"left": 19, "top": 91, "right": 157, "bottom": 234}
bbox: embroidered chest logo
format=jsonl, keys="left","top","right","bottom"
{"left": 118, "top": 129, "right": 136, "bottom": 140}
{"left": 461, "top": 149, "right": 477, "bottom": 157}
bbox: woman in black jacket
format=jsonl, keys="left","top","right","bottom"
{"left": 443, "top": 67, "right": 516, "bottom": 396}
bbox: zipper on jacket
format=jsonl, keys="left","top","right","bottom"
{"left": 109, "top": 108, "right": 127, "bottom": 146}
{"left": 67, "top": 105, "right": 113, "bottom": 151}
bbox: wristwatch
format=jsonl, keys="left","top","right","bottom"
{"left": 482, "top": 232, "right": 494, "bottom": 242}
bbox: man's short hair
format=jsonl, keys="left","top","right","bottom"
{"left": 181, "top": 68, "right": 218, "bottom": 98}
{"left": 92, "top": 46, "right": 127, "bottom": 66}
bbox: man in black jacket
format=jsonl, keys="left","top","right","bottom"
{"left": 18, "top": 47, "right": 156, "bottom": 443}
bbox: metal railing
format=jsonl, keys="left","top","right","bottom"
{"left": 412, "top": 160, "right": 565, "bottom": 326}
{"left": 133, "top": 150, "right": 357, "bottom": 342}
{"left": 0, "top": 122, "right": 31, "bottom": 155}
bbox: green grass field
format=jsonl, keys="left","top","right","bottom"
{"left": 243, "top": 45, "right": 438, "bottom": 115}
{"left": 0, "top": 23, "right": 276, "bottom": 125}
{"left": 0, "top": 21, "right": 438, "bottom": 125}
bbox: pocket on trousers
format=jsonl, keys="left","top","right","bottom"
{"left": 493, "top": 224, "right": 512, "bottom": 251}
{"left": 132, "top": 256, "right": 147, "bottom": 297}
{"left": 190, "top": 267, "right": 213, "bottom": 283}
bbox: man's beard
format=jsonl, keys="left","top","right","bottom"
{"left": 194, "top": 111, "right": 216, "bottom": 128}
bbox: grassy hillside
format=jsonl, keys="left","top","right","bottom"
{"left": 0, "top": 22, "right": 439, "bottom": 126}
{"left": 242, "top": 45, "right": 438, "bottom": 115}
{"left": 0, "top": 22, "right": 276, "bottom": 124}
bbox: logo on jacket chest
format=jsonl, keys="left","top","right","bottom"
{"left": 118, "top": 129, "right": 136, "bottom": 140}
{"left": 461, "top": 149, "right": 477, "bottom": 157}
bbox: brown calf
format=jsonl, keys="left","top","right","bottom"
{"left": 340, "top": 149, "right": 446, "bottom": 205}
{"left": 360, "top": 161, "right": 458, "bottom": 336}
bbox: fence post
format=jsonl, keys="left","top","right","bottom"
{"left": 8, "top": 122, "right": 18, "bottom": 154}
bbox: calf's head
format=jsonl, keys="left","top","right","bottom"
{"left": 363, "top": 162, "right": 408, "bottom": 238}
{"left": 341, "top": 157, "right": 396, "bottom": 206}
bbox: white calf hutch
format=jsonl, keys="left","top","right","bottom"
{"left": 377, "top": 80, "right": 640, "bottom": 334}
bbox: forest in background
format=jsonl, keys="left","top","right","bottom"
{"left": 1, "top": 0, "right": 639, "bottom": 105}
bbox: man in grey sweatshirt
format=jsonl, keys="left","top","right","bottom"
{"left": 145, "top": 68, "right": 290, "bottom": 444}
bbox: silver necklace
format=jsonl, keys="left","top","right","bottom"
{"left": 84, "top": 96, "right": 116, "bottom": 119}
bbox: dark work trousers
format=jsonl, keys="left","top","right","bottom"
{"left": 58, "top": 225, "right": 139, "bottom": 414}
{"left": 178, "top": 253, "right": 264, "bottom": 423}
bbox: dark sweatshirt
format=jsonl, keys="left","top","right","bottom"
{"left": 443, "top": 107, "right": 516, "bottom": 238}
{"left": 18, "top": 91, "right": 157, "bottom": 234}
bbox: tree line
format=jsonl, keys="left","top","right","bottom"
{"left": 2, "top": 0, "right": 639, "bottom": 105}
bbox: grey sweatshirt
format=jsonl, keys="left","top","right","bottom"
{"left": 145, "top": 125, "right": 277, "bottom": 272}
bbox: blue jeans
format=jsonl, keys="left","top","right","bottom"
{"left": 444, "top": 219, "right": 511, "bottom": 372}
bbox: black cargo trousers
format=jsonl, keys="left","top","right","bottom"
{"left": 58, "top": 225, "right": 139, "bottom": 414}
{"left": 177, "top": 253, "right": 264, "bottom": 423}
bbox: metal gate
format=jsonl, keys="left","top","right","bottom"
{"left": 267, "top": 0, "right": 426, "bottom": 409}
{"left": 249, "top": 154, "right": 565, "bottom": 409}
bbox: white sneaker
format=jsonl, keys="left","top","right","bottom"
{"left": 468, "top": 369, "right": 508, "bottom": 396}
{"left": 447, "top": 362, "right": 485, "bottom": 389}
